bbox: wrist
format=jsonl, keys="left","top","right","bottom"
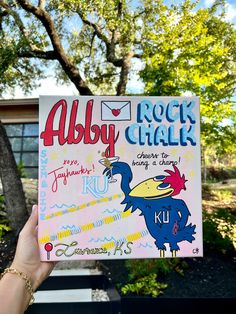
{"left": 0, "top": 268, "right": 35, "bottom": 310}
{"left": 10, "top": 262, "right": 39, "bottom": 291}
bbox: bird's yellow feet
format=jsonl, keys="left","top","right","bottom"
{"left": 160, "top": 249, "right": 165, "bottom": 258}
{"left": 172, "top": 250, "right": 176, "bottom": 257}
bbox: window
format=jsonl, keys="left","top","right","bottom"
{"left": 5, "top": 123, "right": 39, "bottom": 178}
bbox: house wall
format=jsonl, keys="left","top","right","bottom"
{"left": 0, "top": 98, "right": 39, "bottom": 123}
{"left": 0, "top": 98, "right": 39, "bottom": 178}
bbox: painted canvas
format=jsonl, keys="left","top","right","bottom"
{"left": 38, "top": 96, "right": 202, "bottom": 261}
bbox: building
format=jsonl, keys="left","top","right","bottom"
{"left": 0, "top": 98, "right": 39, "bottom": 178}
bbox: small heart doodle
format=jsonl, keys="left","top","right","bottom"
{"left": 112, "top": 109, "right": 121, "bottom": 116}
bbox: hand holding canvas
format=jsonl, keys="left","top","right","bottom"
{"left": 0, "top": 205, "right": 55, "bottom": 314}
{"left": 11, "top": 204, "right": 55, "bottom": 290}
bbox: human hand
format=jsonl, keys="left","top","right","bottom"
{"left": 11, "top": 205, "right": 56, "bottom": 290}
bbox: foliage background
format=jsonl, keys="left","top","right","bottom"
{"left": 0, "top": 0, "right": 235, "bottom": 166}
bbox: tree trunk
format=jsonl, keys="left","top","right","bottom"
{"left": 0, "top": 121, "right": 27, "bottom": 235}
{"left": 116, "top": 52, "right": 134, "bottom": 95}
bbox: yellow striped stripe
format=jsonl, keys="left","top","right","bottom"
{"left": 43, "top": 193, "right": 125, "bottom": 220}
{"left": 126, "top": 232, "right": 142, "bottom": 242}
{"left": 81, "top": 223, "right": 94, "bottom": 231}
{"left": 68, "top": 207, "right": 77, "bottom": 213}
{"left": 121, "top": 211, "right": 132, "bottom": 218}
{"left": 113, "top": 194, "right": 121, "bottom": 200}
{"left": 39, "top": 235, "right": 51, "bottom": 244}
{"left": 104, "top": 216, "right": 115, "bottom": 224}
{"left": 54, "top": 211, "right": 63, "bottom": 216}
{"left": 39, "top": 201, "right": 133, "bottom": 244}
{"left": 102, "top": 242, "right": 115, "bottom": 250}
{"left": 102, "top": 231, "right": 143, "bottom": 250}
{"left": 57, "top": 230, "right": 71, "bottom": 240}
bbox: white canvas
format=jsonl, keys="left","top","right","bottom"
{"left": 38, "top": 96, "right": 203, "bottom": 261}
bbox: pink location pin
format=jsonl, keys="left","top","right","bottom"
{"left": 44, "top": 242, "right": 53, "bottom": 260}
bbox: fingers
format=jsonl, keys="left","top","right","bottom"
{"left": 21, "top": 205, "right": 38, "bottom": 235}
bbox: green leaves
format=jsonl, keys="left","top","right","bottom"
{"left": 0, "top": 0, "right": 235, "bottom": 138}
{"left": 0, "top": 223, "right": 11, "bottom": 240}
{"left": 0, "top": 0, "right": 147, "bottom": 95}
{"left": 203, "top": 206, "right": 236, "bottom": 254}
{"left": 121, "top": 273, "right": 168, "bottom": 297}
{"left": 140, "top": 0, "right": 236, "bottom": 154}
{"left": 0, "top": 196, "right": 11, "bottom": 240}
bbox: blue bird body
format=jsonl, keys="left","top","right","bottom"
{"left": 103, "top": 161, "right": 196, "bottom": 257}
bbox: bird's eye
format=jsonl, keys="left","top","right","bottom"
{"left": 153, "top": 175, "right": 165, "bottom": 181}
{"left": 158, "top": 183, "right": 170, "bottom": 190}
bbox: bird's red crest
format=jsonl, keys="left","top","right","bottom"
{"left": 163, "top": 165, "right": 187, "bottom": 196}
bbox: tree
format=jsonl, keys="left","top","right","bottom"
{"left": 0, "top": 0, "right": 236, "bottom": 232}
{"left": 140, "top": 0, "right": 236, "bottom": 159}
{"left": 1, "top": 1, "right": 235, "bottom": 108}
{"left": 0, "top": 0, "right": 149, "bottom": 96}
{"left": 0, "top": 0, "right": 148, "bottom": 234}
{"left": 0, "top": 121, "right": 27, "bottom": 234}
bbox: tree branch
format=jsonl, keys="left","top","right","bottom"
{"left": 38, "top": 0, "right": 45, "bottom": 9}
{"left": 0, "top": 7, "right": 8, "bottom": 31}
{"left": 116, "top": 51, "right": 134, "bottom": 95}
{"left": 133, "top": 53, "right": 142, "bottom": 58}
{"left": 78, "top": 10, "right": 109, "bottom": 44}
{"left": 18, "top": 49, "right": 57, "bottom": 59}
{"left": 0, "top": 0, "right": 54, "bottom": 62}
{"left": 133, "top": 9, "right": 146, "bottom": 20}
{"left": 17, "top": 0, "right": 93, "bottom": 95}
{"left": 77, "top": 10, "right": 123, "bottom": 67}
{"left": 0, "top": 8, "right": 8, "bottom": 18}
{"left": 0, "top": 0, "right": 29, "bottom": 40}
{"left": 85, "top": 31, "right": 96, "bottom": 59}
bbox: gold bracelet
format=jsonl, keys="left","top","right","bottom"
{"left": 0, "top": 267, "right": 35, "bottom": 306}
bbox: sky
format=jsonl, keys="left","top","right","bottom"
{"left": 4, "top": 0, "right": 236, "bottom": 99}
